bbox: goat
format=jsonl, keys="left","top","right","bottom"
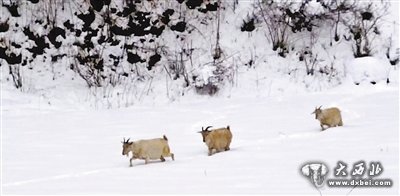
{"left": 198, "top": 126, "right": 232, "bottom": 156}
{"left": 121, "top": 135, "right": 174, "bottom": 167}
{"left": 312, "top": 106, "right": 343, "bottom": 131}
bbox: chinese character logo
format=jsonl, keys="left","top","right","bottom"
{"left": 368, "top": 162, "right": 383, "bottom": 177}
{"left": 301, "top": 162, "right": 329, "bottom": 188}
{"left": 334, "top": 161, "right": 348, "bottom": 177}
{"left": 351, "top": 161, "right": 366, "bottom": 178}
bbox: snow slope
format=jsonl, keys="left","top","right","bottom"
{"left": 2, "top": 84, "right": 398, "bottom": 195}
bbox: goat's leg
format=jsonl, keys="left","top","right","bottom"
{"left": 129, "top": 158, "right": 134, "bottom": 167}
{"left": 208, "top": 148, "right": 213, "bottom": 156}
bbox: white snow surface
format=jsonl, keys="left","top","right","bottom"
{"left": 1, "top": 0, "right": 399, "bottom": 195}
{"left": 2, "top": 83, "right": 398, "bottom": 195}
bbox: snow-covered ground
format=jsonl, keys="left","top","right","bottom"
{"left": 1, "top": 1, "right": 399, "bottom": 195}
{"left": 2, "top": 82, "right": 398, "bottom": 195}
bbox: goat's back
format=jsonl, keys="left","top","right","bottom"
{"left": 321, "top": 107, "right": 343, "bottom": 126}
{"left": 135, "top": 138, "right": 170, "bottom": 159}
{"left": 206, "top": 128, "right": 232, "bottom": 150}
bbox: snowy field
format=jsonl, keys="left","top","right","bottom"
{"left": 1, "top": 0, "right": 399, "bottom": 195}
{"left": 2, "top": 83, "right": 398, "bottom": 195}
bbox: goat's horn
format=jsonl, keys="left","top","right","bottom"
{"left": 205, "top": 126, "right": 212, "bottom": 131}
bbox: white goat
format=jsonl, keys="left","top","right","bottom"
{"left": 122, "top": 135, "right": 174, "bottom": 167}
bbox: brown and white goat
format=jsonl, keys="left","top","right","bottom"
{"left": 198, "top": 126, "right": 232, "bottom": 156}
{"left": 312, "top": 106, "right": 343, "bottom": 131}
{"left": 122, "top": 135, "right": 174, "bottom": 167}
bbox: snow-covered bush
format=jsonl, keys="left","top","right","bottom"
{"left": 0, "top": 0, "right": 398, "bottom": 107}
{"left": 333, "top": 1, "right": 390, "bottom": 57}
{"left": 346, "top": 56, "right": 391, "bottom": 85}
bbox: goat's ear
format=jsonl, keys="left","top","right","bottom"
{"left": 197, "top": 131, "right": 202, "bottom": 133}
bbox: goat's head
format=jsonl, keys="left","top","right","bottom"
{"left": 311, "top": 106, "right": 322, "bottom": 119}
{"left": 198, "top": 126, "right": 212, "bottom": 143}
{"left": 121, "top": 137, "right": 133, "bottom": 156}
